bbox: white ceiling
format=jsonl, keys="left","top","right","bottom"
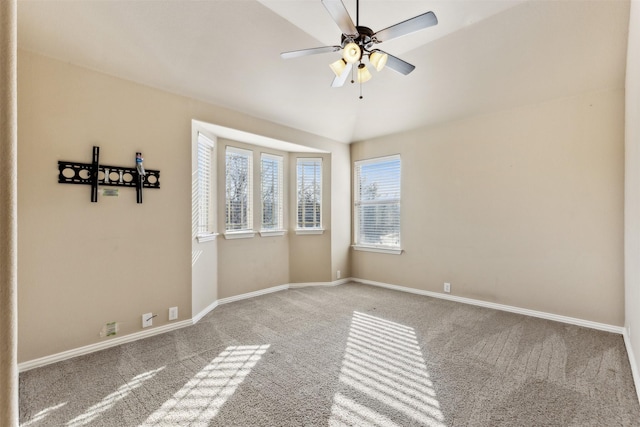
{"left": 18, "top": 0, "right": 630, "bottom": 144}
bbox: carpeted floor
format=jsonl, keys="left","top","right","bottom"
{"left": 19, "top": 282, "right": 640, "bottom": 426}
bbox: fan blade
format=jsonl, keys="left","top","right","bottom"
{"left": 384, "top": 52, "right": 416, "bottom": 75}
{"left": 281, "top": 46, "right": 341, "bottom": 59}
{"left": 373, "top": 11, "right": 437, "bottom": 43}
{"left": 321, "top": 0, "right": 358, "bottom": 37}
{"left": 331, "top": 62, "right": 353, "bottom": 88}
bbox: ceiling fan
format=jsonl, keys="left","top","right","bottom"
{"left": 281, "top": 0, "right": 438, "bottom": 94}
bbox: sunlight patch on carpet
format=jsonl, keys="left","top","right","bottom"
{"left": 66, "top": 367, "right": 164, "bottom": 426}
{"left": 140, "top": 344, "right": 269, "bottom": 426}
{"left": 330, "top": 311, "right": 445, "bottom": 427}
{"left": 21, "top": 401, "right": 68, "bottom": 426}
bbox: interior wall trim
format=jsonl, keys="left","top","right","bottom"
{"left": 18, "top": 319, "right": 192, "bottom": 372}
{"left": 623, "top": 329, "right": 640, "bottom": 406}
{"left": 215, "top": 284, "right": 289, "bottom": 306}
{"left": 192, "top": 300, "right": 219, "bottom": 324}
{"left": 352, "top": 278, "right": 625, "bottom": 334}
{"left": 289, "top": 278, "right": 350, "bottom": 289}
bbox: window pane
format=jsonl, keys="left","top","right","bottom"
{"left": 355, "top": 156, "right": 401, "bottom": 248}
{"left": 261, "top": 154, "right": 283, "bottom": 230}
{"left": 297, "top": 158, "right": 322, "bottom": 229}
{"left": 226, "top": 147, "right": 253, "bottom": 231}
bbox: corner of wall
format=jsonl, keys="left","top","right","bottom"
{"left": 625, "top": 0, "right": 640, "bottom": 406}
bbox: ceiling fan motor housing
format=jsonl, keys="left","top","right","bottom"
{"left": 341, "top": 26, "right": 375, "bottom": 51}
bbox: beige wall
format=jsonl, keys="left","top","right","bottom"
{"left": 331, "top": 144, "right": 352, "bottom": 281}
{"left": 18, "top": 51, "right": 193, "bottom": 362}
{"left": 18, "top": 51, "right": 350, "bottom": 363}
{"left": 352, "top": 89, "right": 625, "bottom": 326}
{"left": 625, "top": 0, "right": 640, "bottom": 383}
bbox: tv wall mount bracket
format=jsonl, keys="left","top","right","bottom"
{"left": 58, "top": 146, "right": 160, "bottom": 203}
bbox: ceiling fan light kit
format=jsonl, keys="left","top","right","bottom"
{"left": 369, "top": 50, "right": 388, "bottom": 72}
{"left": 330, "top": 58, "right": 348, "bottom": 77}
{"left": 343, "top": 42, "right": 362, "bottom": 63}
{"left": 357, "top": 63, "right": 372, "bottom": 83}
{"left": 280, "top": 0, "right": 438, "bottom": 98}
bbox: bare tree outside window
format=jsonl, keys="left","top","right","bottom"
{"left": 297, "top": 158, "right": 322, "bottom": 229}
{"left": 355, "top": 156, "right": 401, "bottom": 248}
{"left": 226, "top": 147, "right": 252, "bottom": 231}
{"left": 261, "top": 154, "right": 283, "bottom": 230}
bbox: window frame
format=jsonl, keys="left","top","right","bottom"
{"left": 296, "top": 157, "right": 324, "bottom": 234}
{"left": 353, "top": 154, "right": 402, "bottom": 254}
{"left": 224, "top": 146, "right": 255, "bottom": 239}
{"left": 260, "top": 153, "right": 285, "bottom": 236}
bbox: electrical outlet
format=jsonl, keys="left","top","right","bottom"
{"left": 444, "top": 282, "right": 451, "bottom": 293}
{"left": 169, "top": 306, "right": 178, "bottom": 321}
{"left": 142, "top": 312, "right": 153, "bottom": 328}
{"left": 337, "top": 270, "right": 341, "bottom": 279}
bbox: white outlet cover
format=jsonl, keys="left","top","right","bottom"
{"left": 169, "top": 307, "right": 178, "bottom": 321}
{"left": 142, "top": 312, "right": 153, "bottom": 328}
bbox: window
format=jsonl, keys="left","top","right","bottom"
{"left": 296, "top": 158, "right": 323, "bottom": 232}
{"left": 225, "top": 147, "right": 253, "bottom": 235}
{"left": 261, "top": 153, "right": 284, "bottom": 233}
{"left": 196, "top": 132, "right": 215, "bottom": 241}
{"left": 354, "top": 155, "right": 401, "bottom": 253}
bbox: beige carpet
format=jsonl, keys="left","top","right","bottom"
{"left": 19, "top": 283, "right": 640, "bottom": 426}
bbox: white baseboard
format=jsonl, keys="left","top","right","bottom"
{"left": 352, "top": 278, "right": 625, "bottom": 334}
{"left": 18, "top": 319, "right": 193, "bottom": 372}
{"left": 192, "top": 300, "right": 219, "bottom": 324}
{"left": 623, "top": 328, "right": 640, "bottom": 405}
{"left": 289, "top": 278, "right": 351, "bottom": 289}
{"left": 216, "top": 284, "right": 289, "bottom": 306}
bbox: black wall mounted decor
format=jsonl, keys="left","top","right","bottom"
{"left": 58, "top": 146, "right": 160, "bottom": 203}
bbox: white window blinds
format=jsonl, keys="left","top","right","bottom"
{"left": 297, "top": 158, "right": 322, "bottom": 229}
{"left": 354, "top": 155, "right": 401, "bottom": 248}
{"left": 197, "top": 133, "right": 215, "bottom": 236}
{"left": 225, "top": 147, "right": 253, "bottom": 231}
{"left": 261, "top": 154, "right": 283, "bottom": 231}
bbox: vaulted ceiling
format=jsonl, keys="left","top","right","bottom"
{"left": 17, "top": 0, "right": 630, "bottom": 143}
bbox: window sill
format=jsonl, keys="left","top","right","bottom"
{"left": 224, "top": 230, "right": 256, "bottom": 240}
{"left": 260, "top": 230, "right": 287, "bottom": 237}
{"left": 352, "top": 245, "right": 403, "bottom": 255}
{"left": 196, "top": 233, "right": 219, "bottom": 243}
{"left": 295, "top": 228, "right": 325, "bottom": 235}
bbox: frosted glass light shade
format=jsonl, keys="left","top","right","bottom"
{"left": 357, "top": 64, "right": 372, "bottom": 83}
{"left": 330, "top": 58, "right": 347, "bottom": 77}
{"left": 343, "top": 42, "right": 361, "bottom": 63}
{"left": 369, "top": 50, "right": 388, "bottom": 71}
